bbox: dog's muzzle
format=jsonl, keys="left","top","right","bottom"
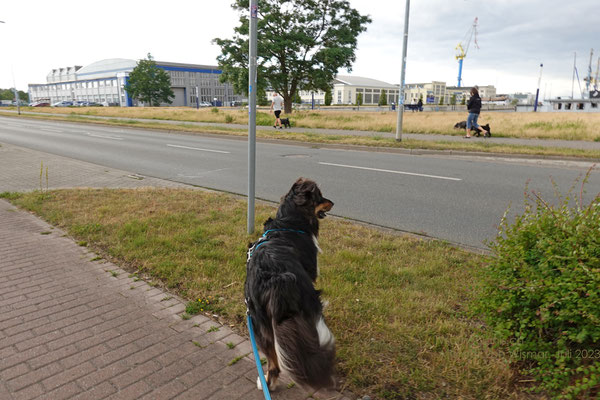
{"left": 316, "top": 199, "right": 334, "bottom": 219}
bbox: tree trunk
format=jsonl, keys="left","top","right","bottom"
{"left": 283, "top": 95, "right": 292, "bottom": 114}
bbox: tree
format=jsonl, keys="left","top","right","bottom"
{"left": 214, "top": 0, "right": 371, "bottom": 114}
{"left": 438, "top": 96, "right": 444, "bottom": 105}
{"left": 450, "top": 94, "right": 456, "bottom": 105}
{"left": 125, "top": 53, "right": 174, "bottom": 107}
{"left": 324, "top": 88, "right": 332, "bottom": 106}
{"left": 0, "top": 88, "right": 27, "bottom": 103}
{"left": 355, "top": 92, "right": 363, "bottom": 106}
{"left": 378, "top": 89, "right": 387, "bottom": 106}
{"left": 292, "top": 91, "right": 302, "bottom": 104}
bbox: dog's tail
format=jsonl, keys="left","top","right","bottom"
{"left": 274, "top": 314, "right": 335, "bottom": 389}
{"left": 262, "top": 271, "right": 335, "bottom": 389}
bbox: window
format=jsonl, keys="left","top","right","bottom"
{"left": 577, "top": 103, "right": 584, "bottom": 110}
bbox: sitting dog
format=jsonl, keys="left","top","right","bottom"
{"left": 454, "top": 121, "right": 491, "bottom": 137}
{"left": 245, "top": 178, "right": 335, "bottom": 391}
{"left": 280, "top": 117, "right": 291, "bottom": 128}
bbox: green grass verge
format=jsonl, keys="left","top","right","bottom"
{"left": 3, "top": 188, "right": 530, "bottom": 399}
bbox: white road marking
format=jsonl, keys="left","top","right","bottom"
{"left": 318, "top": 162, "right": 462, "bottom": 181}
{"left": 167, "top": 144, "right": 230, "bottom": 154}
{"left": 87, "top": 133, "right": 123, "bottom": 140}
{"left": 40, "top": 128, "right": 64, "bottom": 133}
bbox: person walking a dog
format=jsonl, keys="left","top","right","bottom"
{"left": 464, "top": 86, "right": 486, "bottom": 138}
{"left": 270, "top": 92, "right": 284, "bottom": 129}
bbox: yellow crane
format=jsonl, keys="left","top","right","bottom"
{"left": 455, "top": 17, "right": 479, "bottom": 87}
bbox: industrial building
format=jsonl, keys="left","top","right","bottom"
{"left": 287, "top": 77, "right": 497, "bottom": 107}
{"left": 27, "top": 58, "right": 243, "bottom": 107}
{"left": 268, "top": 76, "right": 401, "bottom": 106}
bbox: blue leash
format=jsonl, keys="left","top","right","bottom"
{"left": 247, "top": 313, "right": 272, "bottom": 400}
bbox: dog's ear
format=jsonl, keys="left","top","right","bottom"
{"left": 291, "top": 178, "right": 317, "bottom": 206}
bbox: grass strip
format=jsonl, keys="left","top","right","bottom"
{"left": 2, "top": 188, "right": 528, "bottom": 399}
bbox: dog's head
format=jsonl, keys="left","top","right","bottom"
{"left": 278, "top": 178, "right": 334, "bottom": 221}
{"left": 481, "top": 123, "right": 491, "bottom": 133}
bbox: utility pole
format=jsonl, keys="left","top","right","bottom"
{"left": 533, "top": 63, "right": 543, "bottom": 112}
{"left": 247, "top": 0, "right": 258, "bottom": 234}
{"left": 572, "top": 52, "right": 576, "bottom": 99}
{"left": 395, "top": 0, "right": 410, "bottom": 141}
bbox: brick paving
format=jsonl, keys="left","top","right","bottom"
{"left": 0, "top": 142, "right": 352, "bottom": 399}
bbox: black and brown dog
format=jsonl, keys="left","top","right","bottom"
{"left": 280, "top": 117, "right": 291, "bottom": 128}
{"left": 454, "top": 121, "right": 491, "bottom": 137}
{"left": 245, "top": 178, "right": 335, "bottom": 392}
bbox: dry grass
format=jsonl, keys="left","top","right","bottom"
{"left": 22, "top": 106, "right": 600, "bottom": 141}
{"left": 3, "top": 188, "right": 537, "bottom": 399}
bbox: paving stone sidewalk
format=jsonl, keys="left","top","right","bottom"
{"left": 0, "top": 143, "right": 350, "bottom": 400}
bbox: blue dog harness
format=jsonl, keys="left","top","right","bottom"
{"left": 246, "top": 228, "right": 306, "bottom": 261}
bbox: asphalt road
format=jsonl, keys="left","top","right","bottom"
{"left": 1, "top": 116, "right": 599, "bottom": 250}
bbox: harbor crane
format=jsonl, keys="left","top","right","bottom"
{"left": 455, "top": 17, "right": 479, "bottom": 87}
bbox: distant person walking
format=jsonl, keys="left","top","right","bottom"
{"left": 417, "top": 98, "right": 423, "bottom": 112}
{"left": 464, "top": 87, "right": 485, "bottom": 138}
{"left": 270, "top": 93, "right": 284, "bottom": 129}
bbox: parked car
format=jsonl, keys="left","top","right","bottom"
{"left": 51, "top": 101, "right": 73, "bottom": 107}
{"left": 29, "top": 100, "right": 50, "bottom": 107}
{"left": 199, "top": 101, "right": 212, "bottom": 107}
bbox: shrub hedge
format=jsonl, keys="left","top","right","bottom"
{"left": 480, "top": 177, "right": 600, "bottom": 399}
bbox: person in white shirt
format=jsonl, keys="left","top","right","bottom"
{"left": 270, "top": 93, "right": 284, "bottom": 129}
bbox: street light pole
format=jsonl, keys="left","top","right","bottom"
{"left": 395, "top": 0, "right": 410, "bottom": 141}
{"left": 533, "top": 63, "right": 543, "bottom": 112}
{"left": 247, "top": 0, "right": 258, "bottom": 234}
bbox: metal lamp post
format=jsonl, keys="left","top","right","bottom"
{"left": 533, "top": 63, "right": 543, "bottom": 112}
{"left": 395, "top": 0, "right": 410, "bottom": 141}
{"left": 247, "top": 0, "right": 258, "bottom": 234}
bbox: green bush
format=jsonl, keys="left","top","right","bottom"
{"left": 479, "top": 173, "right": 600, "bottom": 399}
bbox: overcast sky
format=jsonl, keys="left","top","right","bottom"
{"left": 1, "top": 0, "right": 598, "bottom": 98}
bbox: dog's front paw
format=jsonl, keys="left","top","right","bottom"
{"left": 256, "top": 376, "right": 262, "bottom": 391}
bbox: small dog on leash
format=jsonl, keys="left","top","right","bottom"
{"left": 280, "top": 118, "right": 291, "bottom": 128}
{"left": 245, "top": 178, "right": 335, "bottom": 391}
{"left": 454, "top": 121, "right": 491, "bottom": 137}
{"left": 454, "top": 121, "right": 467, "bottom": 130}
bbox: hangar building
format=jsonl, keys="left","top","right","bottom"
{"left": 28, "top": 58, "right": 242, "bottom": 107}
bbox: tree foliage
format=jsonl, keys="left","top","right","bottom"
{"left": 355, "top": 92, "right": 362, "bottom": 106}
{"left": 0, "top": 88, "right": 27, "bottom": 101}
{"left": 214, "top": 0, "right": 371, "bottom": 113}
{"left": 378, "top": 89, "right": 387, "bottom": 106}
{"left": 125, "top": 53, "right": 174, "bottom": 107}
{"left": 324, "top": 87, "right": 332, "bottom": 106}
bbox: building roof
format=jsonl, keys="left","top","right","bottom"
{"left": 76, "top": 58, "right": 137, "bottom": 78}
{"left": 334, "top": 75, "right": 398, "bottom": 89}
